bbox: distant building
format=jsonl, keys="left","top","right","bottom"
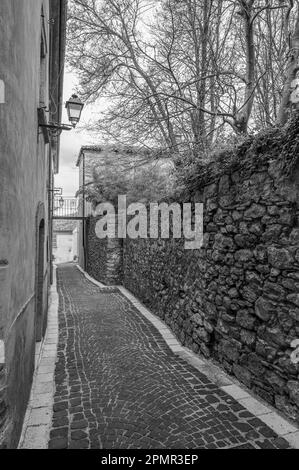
{"left": 0, "top": 0, "right": 67, "bottom": 447}
{"left": 75, "top": 145, "right": 174, "bottom": 269}
{"left": 53, "top": 220, "right": 78, "bottom": 264}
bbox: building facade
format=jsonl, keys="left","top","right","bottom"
{"left": 53, "top": 220, "right": 78, "bottom": 264}
{"left": 0, "top": 0, "right": 67, "bottom": 448}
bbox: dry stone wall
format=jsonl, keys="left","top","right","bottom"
{"left": 123, "top": 128, "right": 299, "bottom": 422}
{"left": 85, "top": 120, "right": 299, "bottom": 422}
{"left": 85, "top": 217, "right": 123, "bottom": 285}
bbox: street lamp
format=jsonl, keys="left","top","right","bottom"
{"left": 65, "top": 94, "right": 84, "bottom": 128}
{"left": 39, "top": 94, "right": 84, "bottom": 134}
{"left": 53, "top": 196, "right": 64, "bottom": 212}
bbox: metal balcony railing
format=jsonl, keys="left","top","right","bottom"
{"left": 52, "top": 197, "right": 80, "bottom": 219}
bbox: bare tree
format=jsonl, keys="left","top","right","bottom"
{"left": 277, "top": 0, "right": 299, "bottom": 124}
{"left": 68, "top": 0, "right": 179, "bottom": 150}
{"left": 68, "top": 0, "right": 298, "bottom": 161}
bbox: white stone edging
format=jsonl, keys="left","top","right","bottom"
{"left": 76, "top": 264, "right": 107, "bottom": 289}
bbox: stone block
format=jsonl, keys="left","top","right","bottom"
{"left": 233, "top": 364, "right": 252, "bottom": 388}
{"left": 275, "top": 395, "right": 299, "bottom": 421}
{"left": 287, "top": 381, "right": 299, "bottom": 407}
{"left": 255, "top": 297, "right": 275, "bottom": 321}
{"left": 236, "top": 311, "right": 256, "bottom": 330}
{"left": 247, "top": 353, "right": 266, "bottom": 376}
{"left": 244, "top": 204, "right": 266, "bottom": 219}
{"left": 287, "top": 294, "right": 299, "bottom": 307}
{"left": 263, "top": 281, "right": 285, "bottom": 301}
{"left": 240, "top": 329, "right": 256, "bottom": 347}
{"left": 268, "top": 247, "right": 293, "bottom": 269}
{"left": 220, "top": 340, "right": 240, "bottom": 363}
{"left": 235, "top": 249, "right": 253, "bottom": 263}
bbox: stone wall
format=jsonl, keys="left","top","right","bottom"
{"left": 83, "top": 120, "right": 299, "bottom": 421}
{"left": 85, "top": 217, "right": 123, "bottom": 285}
{"left": 122, "top": 124, "right": 299, "bottom": 422}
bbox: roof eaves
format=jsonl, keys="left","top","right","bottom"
{"left": 76, "top": 146, "right": 104, "bottom": 167}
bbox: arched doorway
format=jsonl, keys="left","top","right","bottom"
{"left": 35, "top": 203, "right": 46, "bottom": 343}
{"left": 35, "top": 219, "right": 45, "bottom": 342}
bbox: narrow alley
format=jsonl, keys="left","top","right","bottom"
{"left": 20, "top": 264, "right": 299, "bottom": 449}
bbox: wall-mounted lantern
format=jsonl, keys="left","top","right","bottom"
{"left": 53, "top": 195, "right": 65, "bottom": 212}
{"left": 65, "top": 94, "right": 84, "bottom": 128}
{"left": 39, "top": 93, "right": 84, "bottom": 136}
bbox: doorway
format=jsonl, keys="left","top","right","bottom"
{"left": 35, "top": 219, "right": 45, "bottom": 343}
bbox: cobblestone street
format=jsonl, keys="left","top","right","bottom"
{"left": 46, "top": 264, "right": 294, "bottom": 449}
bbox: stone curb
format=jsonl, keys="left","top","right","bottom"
{"left": 18, "top": 266, "right": 59, "bottom": 449}
{"left": 76, "top": 264, "right": 107, "bottom": 289}
{"left": 76, "top": 265, "right": 299, "bottom": 450}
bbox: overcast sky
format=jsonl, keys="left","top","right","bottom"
{"left": 54, "top": 70, "right": 96, "bottom": 196}
{"left": 55, "top": 4, "right": 156, "bottom": 197}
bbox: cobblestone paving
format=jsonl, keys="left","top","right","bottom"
{"left": 48, "top": 264, "right": 290, "bottom": 449}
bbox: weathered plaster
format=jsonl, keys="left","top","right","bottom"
{"left": 0, "top": 0, "right": 66, "bottom": 447}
